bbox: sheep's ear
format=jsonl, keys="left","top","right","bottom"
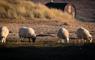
{"left": 90, "top": 32, "right": 92, "bottom": 34}
{"left": 9, "top": 31, "right": 12, "bottom": 33}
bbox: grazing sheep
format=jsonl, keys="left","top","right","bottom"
{"left": 19, "top": 27, "right": 36, "bottom": 43}
{"left": 0, "top": 26, "right": 9, "bottom": 43}
{"left": 76, "top": 27, "right": 92, "bottom": 43}
{"left": 57, "top": 27, "right": 69, "bottom": 43}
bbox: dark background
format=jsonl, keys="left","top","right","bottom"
{"left": 0, "top": 44, "right": 95, "bottom": 60}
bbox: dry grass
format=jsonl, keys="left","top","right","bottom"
{"left": 0, "top": 21, "right": 95, "bottom": 47}
{"left": 0, "top": 0, "right": 73, "bottom": 21}
{"left": 0, "top": 34, "right": 94, "bottom": 47}
{"left": 0, "top": 0, "right": 95, "bottom": 47}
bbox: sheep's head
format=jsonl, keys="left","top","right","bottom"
{"left": 0, "top": 36, "right": 3, "bottom": 40}
{"left": 32, "top": 36, "right": 36, "bottom": 43}
{"left": 88, "top": 35, "right": 92, "bottom": 43}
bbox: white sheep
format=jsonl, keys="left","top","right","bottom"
{"left": 57, "top": 27, "right": 69, "bottom": 43}
{"left": 76, "top": 27, "right": 92, "bottom": 43}
{"left": 19, "top": 27, "right": 36, "bottom": 43}
{"left": 0, "top": 26, "right": 9, "bottom": 43}
{"left": 64, "top": 3, "right": 76, "bottom": 18}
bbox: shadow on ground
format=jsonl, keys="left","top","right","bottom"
{"left": 0, "top": 43, "right": 95, "bottom": 60}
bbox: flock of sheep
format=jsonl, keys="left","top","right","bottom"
{"left": 0, "top": 26, "right": 93, "bottom": 44}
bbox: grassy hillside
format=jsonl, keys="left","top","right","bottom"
{"left": 32, "top": 0, "right": 95, "bottom": 22}
{"left": 0, "top": 0, "right": 73, "bottom": 21}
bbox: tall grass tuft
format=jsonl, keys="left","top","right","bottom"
{"left": 0, "top": 0, "right": 73, "bottom": 20}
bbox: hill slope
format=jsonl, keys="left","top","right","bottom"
{"left": 32, "top": 0, "right": 95, "bottom": 22}
{"left": 0, "top": 0, "right": 73, "bottom": 21}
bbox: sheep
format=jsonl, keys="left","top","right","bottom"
{"left": 57, "top": 27, "right": 69, "bottom": 43}
{"left": 0, "top": 26, "right": 9, "bottom": 43}
{"left": 64, "top": 3, "right": 76, "bottom": 18}
{"left": 76, "top": 27, "right": 92, "bottom": 43}
{"left": 19, "top": 27, "right": 36, "bottom": 43}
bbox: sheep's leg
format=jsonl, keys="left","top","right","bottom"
{"left": 66, "top": 38, "right": 69, "bottom": 43}
{"left": 58, "top": 40, "right": 61, "bottom": 43}
{"left": 78, "top": 38, "right": 81, "bottom": 44}
{"left": 89, "top": 37, "right": 92, "bottom": 43}
{"left": 61, "top": 39, "right": 65, "bottom": 43}
{"left": 1, "top": 39, "right": 3, "bottom": 43}
{"left": 19, "top": 36, "right": 22, "bottom": 41}
{"left": 28, "top": 38, "right": 31, "bottom": 42}
{"left": 3, "top": 38, "right": 6, "bottom": 43}
{"left": 81, "top": 38, "right": 85, "bottom": 43}
{"left": 84, "top": 40, "right": 86, "bottom": 43}
{"left": 2, "top": 38, "right": 6, "bottom": 43}
{"left": 90, "top": 40, "right": 92, "bottom": 43}
{"left": 90, "top": 39, "right": 92, "bottom": 43}
{"left": 20, "top": 37, "right": 22, "bottom": 42}
{"left": 57, "top": 38, "right": 61, "bottom": 43}
{"left": 20, "top": 37, "right": 24, "bottom": 42}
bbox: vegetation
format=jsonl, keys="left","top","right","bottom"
{"left": 0, "top": 0, "right": 73, "bottom": 21}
